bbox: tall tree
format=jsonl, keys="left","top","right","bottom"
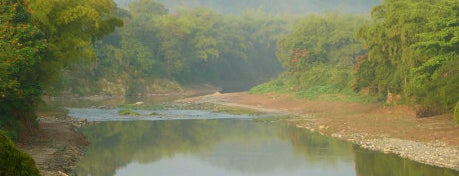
{"left": 0, "top": 0, "right": 48, "bottom": 137}
{"left": 29, "top": 0, "right": 123, "bottom": 84}
{"left": 356, "top": 0, "right": 459, "bottom": 115}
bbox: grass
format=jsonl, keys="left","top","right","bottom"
{"left": 250, "top": 80, "right": 377, "bottom": 103}
{"left": 249, "top": 79, "right": 288, "bottom": 94}
{"left": 118, "top": 109, "right": 141, "bottom": 116}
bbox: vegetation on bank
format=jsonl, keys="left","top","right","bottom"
{"left": 52, "top": 1, "right": 287, "bottom": 95}
{"left": 0, "top": 0, "right": 121, "bottom": 142}
{"left": 252, "top": 0, "right": 459, "bottom": 120}
{"left": 0, "top": 131, "right": 40, "bottom": 176}
{"left": 355, "top": 0, "right": 458, "bottom": 117}
{"left": 250, "top": 13, "right": 376, "bottom": 103}
{"left": 0, "top": 0, "right": 457, "bottom": 143}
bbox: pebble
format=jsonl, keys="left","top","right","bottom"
{"left": 304, "top": 125, "right": 459, "bottom": 171}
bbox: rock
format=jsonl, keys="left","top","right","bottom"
{"left": 58, "top": 171, "right": 69, "bottom": 176}
{"left": 383, "top": 147, "right": 393, "bottom": 154}
{"left": 135, "top": 101, "right": 145, "bottom": 106}
{"left": 97, "top": 105, "right": 107, "bottom": 109}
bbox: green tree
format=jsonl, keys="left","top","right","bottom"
{"left": 274, "top": 13, "right": 367, "bottom": 96}
{"left": 29, "top": 0, "right": 123, "bottom": 85}
{"left": 356, "top": 0, "right": 459, "bottom": 115}
{"left": 0, "top": 0, "right": 48, "bottom": 137}
{"left": 54, "top": 1, "right": 286, "bottom": 94}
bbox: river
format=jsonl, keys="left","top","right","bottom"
{"left": 68, "top": 108, "right": 458, "bottom": 176}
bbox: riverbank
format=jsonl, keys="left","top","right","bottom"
{"left": 178, "top": 92, "right": 459, "bottom": 171}
{"left": 17, "top": 111, "right": 89, "bottom": 176}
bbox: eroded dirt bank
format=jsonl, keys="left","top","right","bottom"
{"left": 178, "top": 92, "right": 459, "bottom": 171}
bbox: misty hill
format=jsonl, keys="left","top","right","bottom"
{"left": 114, "top": 0, "right": 382, "bottom": 14}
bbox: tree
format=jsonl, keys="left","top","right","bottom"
{"left": 356, "top": 0, "right": 459, "bottom": 115}
{"left": 276, "top": 13, "right": 367, "bottom": 93}
{"left": 0, "top": 0, "right": 48, "bottom": 137}
{"left": 29, "top": 0, "right": 123, "bottom": 85}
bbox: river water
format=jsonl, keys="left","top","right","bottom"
{"left": 69, "top": 108, "right": 459, "bottom": 176}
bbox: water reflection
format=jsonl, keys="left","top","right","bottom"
{"left": 74, "top": 119, "right": 355, "bottom": 176}
{"left": 73, "top": 117, "right": 459, "bottom": 176}
{"left": 353, "top": 146, "right": 459, "bottom": 176}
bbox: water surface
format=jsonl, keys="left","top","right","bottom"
{"left": 71, "top": 109, "right": 459, "bottom": 176}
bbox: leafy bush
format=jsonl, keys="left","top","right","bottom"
{"left": 0, "top": 131, "right": 40, "bottom": 176}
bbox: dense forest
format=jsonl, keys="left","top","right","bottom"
{"left": 53, "top": 1, "right": 287, "bottom": 95}
{"left": 251, "top": 13, "right": 368, "bottom": 99}
{"left": 0, "top": 0, "right": 458, "bottom": 170}
{"left": 0, "top": 0, "right": 121, "bottom": 137}
{"left": 252, "top": 0, "right": 459, "bottom": 119}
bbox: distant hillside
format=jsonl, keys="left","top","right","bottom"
{"left": 114, "top": 0, "right": 382, "bottom": 14}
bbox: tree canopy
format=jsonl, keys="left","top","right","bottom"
{"left": 355, "top": 0, "right": 459, "bottom": 115}
{"left": 55, "top": 1, "right": 286, "bottom": 95}
{"left": 0, "top": 0, "right": 121, "bottom": 137}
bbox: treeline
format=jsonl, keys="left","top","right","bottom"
{"left": 253, "top": 0, "right": 458, "bottom": 119}
{"left": 251, "top": 13, "right": 368, "bottom": 99}
{"left": 115, "top": 0, "right": 381, "bottom": 14}
{"left": 356, "top": 0, "right": 458, "bottom": 117}
{"left": 55, "top": 0, "right": 286, "bottom": 95}
{"left": 0, "top": 0, "right": 121, "bottom": 137}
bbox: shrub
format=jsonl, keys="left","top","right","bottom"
{"left": 0, "top": 131, "right": 40, "bottom": 176}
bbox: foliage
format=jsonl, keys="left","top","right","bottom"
{"left": 0, "top": 0, "right": 48, "bottom": 136}
{"left": 355, "top": 0, "right": 459, "bottom": 114}
{"left": 251, "top": 13, "right": 368, "bottom": 101}
{"left": 0, "top": 131, "right": 40, "bottom": 176}
{"left": 29, "top": 0, "right": 123, "bottom": 86}
{"left": 249, "top": 77, "right": 289, "bottom": 94}
{"left": 1, "top": 0, "right": 121, "bottom": 138}
{"left": 55, "top": 1, "right": 287, "bottom": 95}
